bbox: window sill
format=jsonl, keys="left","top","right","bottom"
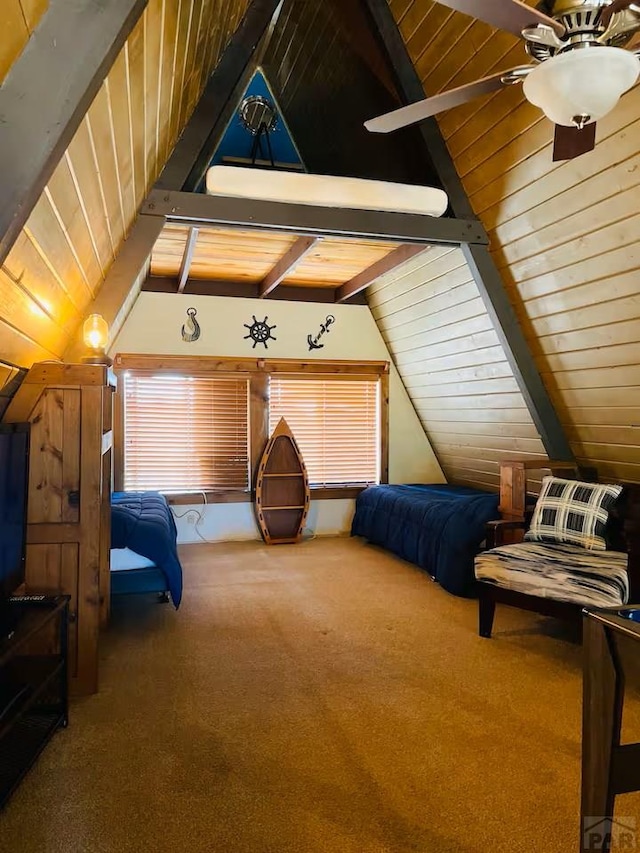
{"left": 163, "top": 486, "right": 368, "bottom": 505}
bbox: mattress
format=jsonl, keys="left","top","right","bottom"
{"left": 351, "top": 484, "right": 500, "bottom": 597}
{"left": 206, "top": 165, "right": 449, "bottom": 218}
{"left": 110, "top": 547, "right": 156, "bottom": 571}
{"left": 111, "top": 492, "right": 183, "bottom": 607}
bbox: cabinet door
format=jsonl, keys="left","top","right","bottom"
{"left": 28, "top": 388, "right": 80, "bottom": 524}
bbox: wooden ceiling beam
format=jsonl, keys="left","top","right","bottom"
{"left": 143, "top": 275, "right": 367, "bottom": 305}
{"left": 259, "top": 236, "right": 320, "bottom": 298}
{"left": 177, "top": 227, "right": 200, "bottom": 293}
{"left": 143, "top": 190, "right": 488, "bottom": 246}
{"left": 0, "top": 0, "right": 148, "bottom": 267}
{"left": 335, "top": 243, "right": 427, "bottom": 303}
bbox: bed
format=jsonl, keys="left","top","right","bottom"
{"left": 351, "top": 484, "right": 500, "bottom": 597}
{"left": 205, "top": 165, "right": 449, "bottom": 217}
{"left": 110, "top": 492, "right": 183, "bottom": 607}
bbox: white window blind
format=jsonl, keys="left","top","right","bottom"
{"left": 123, "top": 373, "right": 249, "bottom": 491}
{"left": 268, "top": 376, "right": 379, "bottom": 487}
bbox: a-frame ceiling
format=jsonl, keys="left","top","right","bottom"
{"left": 384, "top": 0, "right": 640, "bottom": 487}
{"left": 0, "top": 0, "right": 638, "bottom": 490}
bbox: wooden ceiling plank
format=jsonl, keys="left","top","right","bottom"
{"left": 177, "top": 227, "right": 200, "bottom": 293}
{"left": 335, "top": 244, "right": 427, "bottom": 303}
{"left": 0, "top": 0, "right": 148, "bottom": 268}
{"left": 259, "top": 236, "right": 320, "bottom": 298}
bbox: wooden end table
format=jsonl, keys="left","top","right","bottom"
{"left": 581, "top": 606, "right": 640, "bottom": 852}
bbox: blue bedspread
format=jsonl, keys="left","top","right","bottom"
{"left": 111, "top": 492, "right": 183, "bottom": 607}
{"left": 351, "top": 484, "right": 500, "bottom": 597}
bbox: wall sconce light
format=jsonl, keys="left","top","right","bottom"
{"left": 82, "top": 313, "right": 112, "bottom": 365}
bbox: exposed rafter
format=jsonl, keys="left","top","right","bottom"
{"left": 177, "top": 228, "right": 200, "bottom": 293}
{"left": 143, "top": 276, "right": 367, "bottom": 305}
{"left": 335, "top": 244, "right": 427, "bottom": 303}
{"left": 0, "top": 0, "right": 148, "bottom": 267}
{"left": 362, "top": 0, "right": 574, "bottom": 463}
{"left": 259, "top": 236, "right": 320, "bottom": 297}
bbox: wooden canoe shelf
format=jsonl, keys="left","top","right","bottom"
{"left": 255, "top": 418, "right": 310, "bottom": 544}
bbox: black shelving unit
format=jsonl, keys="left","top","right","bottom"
{"left": 0, "top": 595, "right": 69, "bottom": 808}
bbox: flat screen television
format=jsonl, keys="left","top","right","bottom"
{"left": 0, "top": 423, "right": 29, "bottom": 635}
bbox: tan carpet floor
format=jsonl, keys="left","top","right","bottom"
{"left": 2, "top": 537, "right": 640, "bottom": 853}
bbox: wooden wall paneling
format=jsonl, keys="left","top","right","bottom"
{"left": 0, "top": 2, "right": 29, "bottom": 82}
{"left": 0, "top": 0, "right": 40, "bottom": 86}
{"left": 204, "top": 0, "right": 232, "bottom": 91}
{"left": 3, "top": 232, "right": 82, "bottom": 333}
{"left": 45, "top": 159, "right": 105, "bottom": 296}
{"left": 21, "top": 195, "right": 94, "bottom": 312}
{"left": 167, "top": 0, "right": 195, "bottom": 149}
{"left": 157, "top": 0, "right": 180, "bottom": 168}
{"left": 105, "top": 50, "right": 138, "bottom": 231}
{"left": 65, "top": 120, "right": 117, "bottom": 272}
{"left": 86, "top": 86, "right": 127, "bottom": 253}
{"left": 186, "top": 0, "right": 215, "bottom": 115}
{"left": 177, "top": 0, "right": 206, "bottom": 133}
{"left": 125, "top": 22, "right": 147, "bottom": 209}
{"left": 0, "top": 270, "right": 67, "bottom": 360}
{"left": 368, "top": 245, "right": 547, "bottom": 490}
{"left": 143, "top": 1, "right": 162, "bottom": 188}
{"left": 20, "top": 0, "right": 49, "bottom": 32}
{"left": 477, "top": 94, "right": 640, "bottom": 225}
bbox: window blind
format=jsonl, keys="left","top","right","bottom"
{"left": 268, "top": 376, "right": 379, "bottom": 487}
{"left": 123, "top": 373, "right": 249, "bottom": 491}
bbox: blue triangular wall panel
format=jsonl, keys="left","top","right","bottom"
{"left": 205, "top": 69, "right": 304, "bottom": 180}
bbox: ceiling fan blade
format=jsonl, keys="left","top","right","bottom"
{"left": 600, "top": 1, "right": 638, "bottom": 28}
{"left": 552, "top": 123, "right": 597, "bottom": 161}
{"left": 365, "top": 68, "right": 527, "bottom": 134}
{"left": 432, "top": 0, "right": 565, "bottom": 38}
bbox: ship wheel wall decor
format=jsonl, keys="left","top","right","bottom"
{"left": 254, "top": 417, "right": 310, "bottom": 544}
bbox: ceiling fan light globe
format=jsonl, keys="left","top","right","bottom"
{"left": 522, "top": 46, "right": 640, "bottom": 127}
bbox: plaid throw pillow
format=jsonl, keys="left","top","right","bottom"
{"left": 524, "top": 476, "right": 622, "bottom": 551}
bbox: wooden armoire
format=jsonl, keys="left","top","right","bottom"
{"left": 3, "top": 362, "right": 114, "bottom": 694}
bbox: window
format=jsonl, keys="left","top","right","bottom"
{"left": 123, "top": 372, "right": 249, "bottom": 492}
{"left": 269, "top": 376, "right": 380, "bottom": 487}
{"left": 115, "top": 356, "right": 388, "bottom": 499}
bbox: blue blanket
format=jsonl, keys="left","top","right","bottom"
{"left": 111, "top": 492, "right": 183, "bottom": 607}
{"left": 351, "top": 484, "right": 500, "bottom": 597}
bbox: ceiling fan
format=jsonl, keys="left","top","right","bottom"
{"left": 365, "top": 1, "right": 640, "bottom": 160}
